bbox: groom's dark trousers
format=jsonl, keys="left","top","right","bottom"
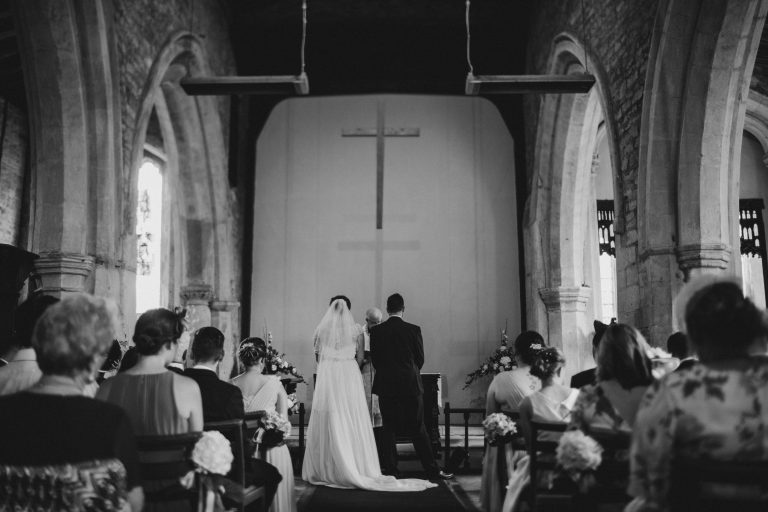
{"left": 370, "top": 316, "right": 440, "bottom": 477}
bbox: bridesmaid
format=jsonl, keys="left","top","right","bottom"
{"left": 231, "top": 338, "right": 296, "bottom": 512}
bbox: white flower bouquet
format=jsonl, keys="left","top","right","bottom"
{"left": 191, "top": 431, "right": 234, "bottom": 475}
{"left": 179, "top": 431, "right": 234, "bottom": 512}
{"left": 252, "top": 411, "right": 292, "bottom": 457}
{"left": 482, "top": 412, "right": 518, "bottom": 446}
{"left": 556, "top": 430, "right": 603, "bottom": 480}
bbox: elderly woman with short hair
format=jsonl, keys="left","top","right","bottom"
{"left": 0, "top": 293, "right": 143, "bottom": 511}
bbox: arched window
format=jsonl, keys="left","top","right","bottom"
{"left": 135, "top": 155, "right": 164, "bottom": 315}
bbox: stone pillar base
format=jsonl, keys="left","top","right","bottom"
{"left": 33, "top": 252, "right": 95, "bottom": 296}
{"left": 211, "top": 300, "right": 240, "bottom": 380}
{"left": 539, "top": 286, "right": 591, "bottom": 381}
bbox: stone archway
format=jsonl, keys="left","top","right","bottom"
{"left": 128, "top": 32, "right": 238, "bottom": 377}
{"left": 638, "top": 0, "right": 768, "bottom": 342}
{"left": 14, "top": 1, "right": 125, "bottom": 309}
{"left": 525, "top": 33, "right": 622, "bottom": 377}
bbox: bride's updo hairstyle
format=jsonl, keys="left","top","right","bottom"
{"left": 239, "top": 337, "right": 267, "bottom": 368}
{"left": 133, "top": 308, "right": 186, "bottom": 355}
{"left": 513, "top": 330, "right": 546, "bottom": 366}
{"left": 530, "top": 347, "right": 566, "bottom": 381}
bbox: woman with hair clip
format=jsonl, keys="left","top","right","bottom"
{"left": 97, "top": 308, "right": 203, "bottom": 435}
{"left": 231, "top": 337, "right": 296, "bottom": 512}
{"left": 501, "top": 347, "right": 579, "bottom": 512}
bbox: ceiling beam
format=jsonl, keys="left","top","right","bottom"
{"left": 180, "top": 74, "right": 309, "bottom": 96}
{"left": 465, "top": 73, "right": 595, "bottom": 95}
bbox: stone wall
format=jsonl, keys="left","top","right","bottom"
{"left": 0, "top": 97, "right": 26, "bottom": 246}
{"left": 525, "top": 0, "right": 660, "bottom": 335}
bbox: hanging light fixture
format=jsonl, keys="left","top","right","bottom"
{"left": 463, "top": 0, "right": 594, "bottom": 95}
{"left": 182, "top": 0, "right": 309, "bottom": 96}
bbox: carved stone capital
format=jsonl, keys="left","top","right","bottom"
{"left": 33, "top": 252, "right": 95, "bottom": 294}
{"left": 676, "top": 243, "right": 730, "bottom": 272}
{"left": 538, "top": 286, "right": 591, "bottom": 313}
{"left": 180, "top": 284, "right": 213, "bottom": 305}
{"left": 210, "top": 300, "right": 240, "bottom": 312}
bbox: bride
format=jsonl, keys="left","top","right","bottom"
{"left": 301, "top": 298, "right": 436, "bottom": 491}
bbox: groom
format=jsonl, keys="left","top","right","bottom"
{"left": 370, "top": 293, "right": 452, "bottom": 480}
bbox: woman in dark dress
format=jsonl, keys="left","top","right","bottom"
{"left": 0, "top": 293, "right": 143, "bottom": 511}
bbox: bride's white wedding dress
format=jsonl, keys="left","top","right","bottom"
{"left": 301, "top": 299, "right": 436, "bottom": 492}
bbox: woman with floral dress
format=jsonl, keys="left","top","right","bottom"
{"left": 481, "top": 331, "right": 545, "bottom": 512}
{"left": 627, "top": 279, "right": 768, "bottom": 512}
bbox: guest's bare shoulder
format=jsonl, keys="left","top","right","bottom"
{"left": 172, "top": 372, "right": 201, "bottom": 397}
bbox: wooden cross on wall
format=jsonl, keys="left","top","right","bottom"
{"left": 341, "top": 100, "right": 420, "bottom": 229}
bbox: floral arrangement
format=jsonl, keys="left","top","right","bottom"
{"left": 482, "top": 412, "right": 518, "bottom": 446}
{"left": 261, "top": 330, "right": 305, "bottom": 382}
{"left": 286, "top": 392, "right": 300, "bottom": 415}
{"left": 180, "top": 431, "right": 234, "bottom": 512}
{"left": 556, "top": 430, "right": 603, "bottom": 482}
{"left": 464, "top": 327, "right": 517, "bottom": 388}
{"left": 252, "top": 411, "right": 292, "bottom": 457}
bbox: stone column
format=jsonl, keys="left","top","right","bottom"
{"left": 33, "top": 252, "right": 95, "bottom": 297}
{"left": 676, "top": 244, "right": 730, "bottom": 279}
{"left": 538, "top": 286, "right": 591, "bottom": 380}
{"left": 210, "top": 300, "right": 240, "bottom": 380}
{"left": 180, "top": 284, "right": 213, "bottom": 365}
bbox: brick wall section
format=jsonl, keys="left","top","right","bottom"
{"left": 114, "top": 0, "right": 236, "bottom": 178}
{"left": 0, "top": 97, "right": 27, "bottom": 246}
{"left": 525, "top": 0, "right": 659, "bottom": 330}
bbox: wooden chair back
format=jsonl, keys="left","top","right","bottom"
{"left": 584, "top": 428, "right": 631, "bottom": 506}
{"left": 670, "top": 457, "right": 768, "bottom": 512}
{"left": 204, "top": 419, "right": 246, "bottom": 485}
{"left": 136, "top": 432, "right": 201, "bottom": 507}
{"left": 528, "top": 421, "right": 568, "bottom": 511}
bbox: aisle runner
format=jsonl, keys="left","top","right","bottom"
{"left": 298, "top": 481, "right": 472, "bottom": 512}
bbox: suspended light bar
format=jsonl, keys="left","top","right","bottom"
{"left": 465, "top": 73, "right": 595, "bottom": 95}
{"left": 463, "top": 0, "right": 594, "bottom": 95}
{"left": 182, "top": 0, "right": 309, "bottom": 97}
{"left": 181, "top": 73, "right": 309, "bottom": 96}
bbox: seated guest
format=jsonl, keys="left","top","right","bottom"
{"left": 118, "top": 346, "right": 139, "bottom": 373}
{"left": 570, "top": 320, "right": 610, "bottom": 388}
{"left": 0, "top": 294, "right": 143, "bottom": 511}
{"left": 232, "top": 338, "right": 296, "bottom": 512}
{"left": 628, "top": 279, "right": 768, "bottom": 512}
{"left": 186, "top": 328, "right": 282, "bottom": 509}
{"left": 667, "top": 331, "right": 696, "bottom": 372}
{"left": 184, "top": 327, "right": 244, "bottom": 422}
{"left": 97, "top": 308, "right": 203, "bottom": 435}
{"left": 503, "top": 348, "right": 579, "bottom": 511}
{"left": 0, "top": 294, "right": 58, "bottom": 395}
{"left": 570, "top": 323, "right": 654, "bottom": 433}
{"left": 481, "top": 330, "right": 544, "bottom": 512}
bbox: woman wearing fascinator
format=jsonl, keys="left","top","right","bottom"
{"left": 231, "top": 337, "right": 296, "bottom": 512}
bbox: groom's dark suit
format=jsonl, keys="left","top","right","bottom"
{"left": 370, "top": 316, "right": 439, "bottom": 477}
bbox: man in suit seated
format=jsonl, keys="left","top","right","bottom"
{"left": 185, "top": 327, "right": 282, "bottom": 506}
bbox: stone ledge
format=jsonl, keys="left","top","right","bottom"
{"left": 538, "top": 285, "right": 591, "bottom": 313}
